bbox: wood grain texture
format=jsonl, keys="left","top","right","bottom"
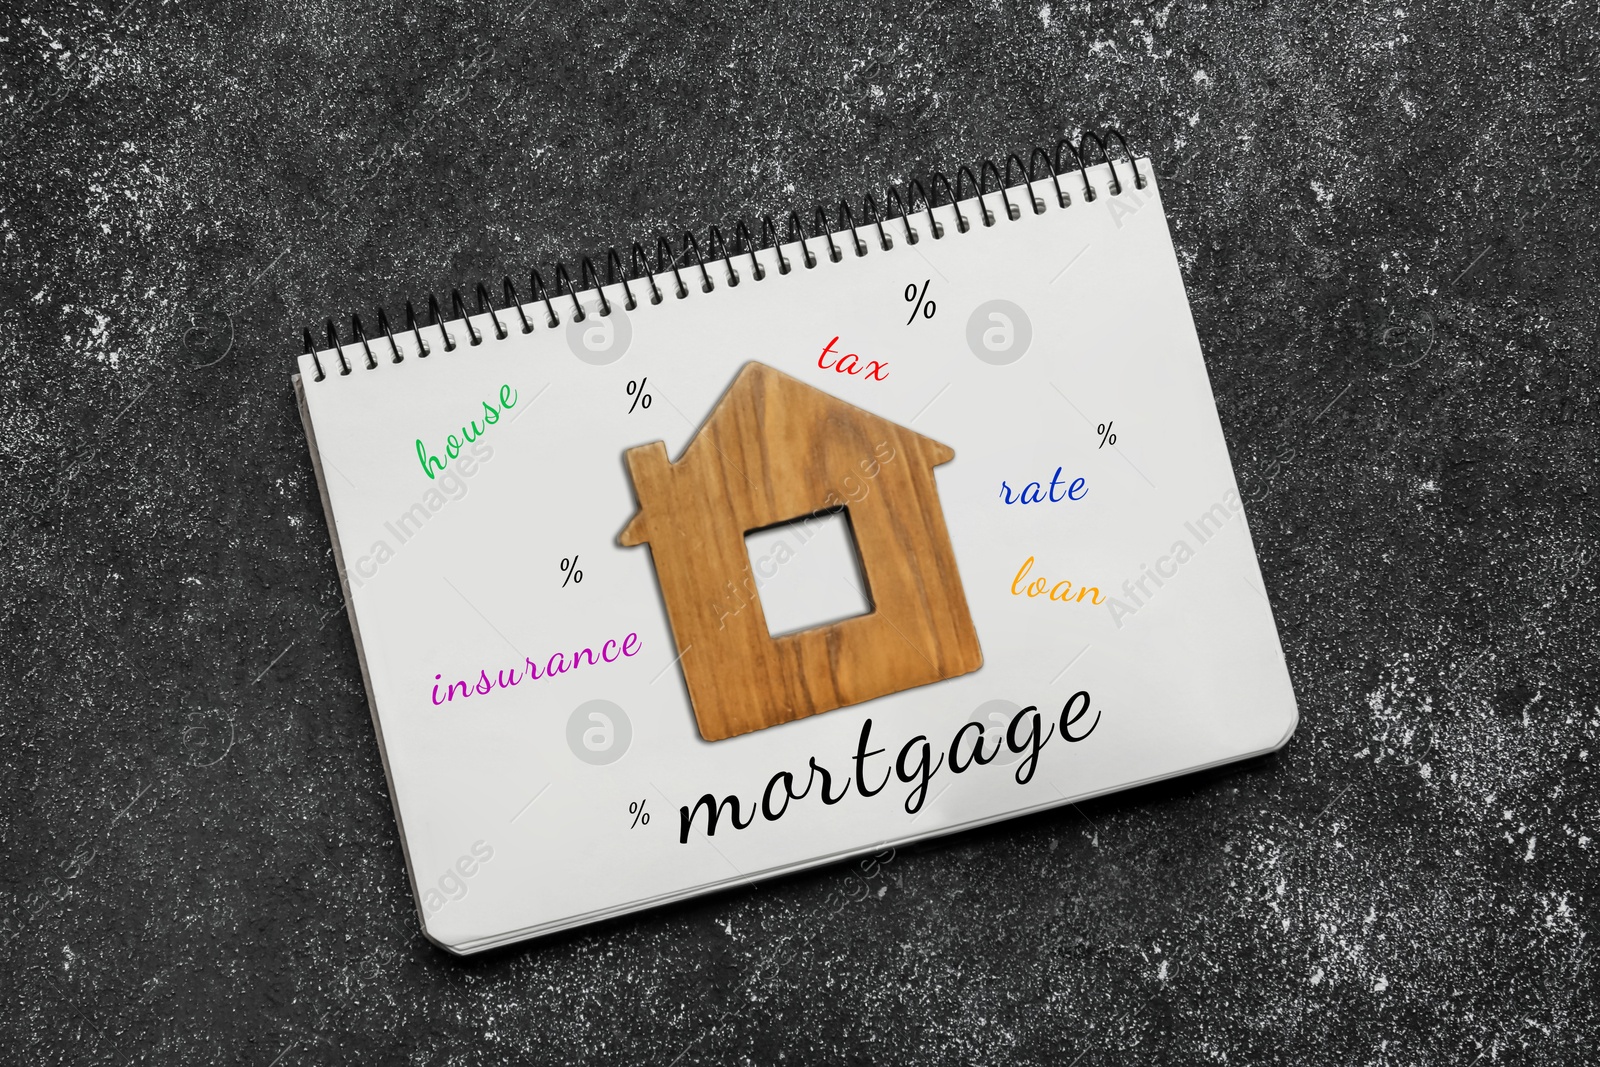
{"left": 619, "top": 362, "right": 983, "bottom": 740}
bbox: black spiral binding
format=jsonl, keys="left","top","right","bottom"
{"left": 299, "top": 130, "right": 1145, "bottom": 382}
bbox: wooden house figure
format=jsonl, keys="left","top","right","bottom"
{"left": 619, "top": 362, "right": 983, "bottom": 741}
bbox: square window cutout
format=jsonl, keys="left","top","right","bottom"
{"left": 744, "top": 508, "right": 873, "bottom": 638}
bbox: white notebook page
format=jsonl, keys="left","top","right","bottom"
{"left": 296, "top": 160, "right": 1297, "bottom": 954}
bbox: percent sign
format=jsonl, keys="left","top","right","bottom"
{"left": 628, "top": 799, "right": 650, "bottom": 828}
{"left": 626, "top": 378, "right": 652, "bottom": 413}
{"left": 560, "top": 555, "right": 583, "bottom": 587}
{"left": 1097, "top": 421, "right": 1117, "bottom": 448}
{"left": 904, "top": 280, "right": 936, "bottom": 324}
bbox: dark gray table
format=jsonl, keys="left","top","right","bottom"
{"left": 4, "top": 1, "right": 1596, "bottom": 1062}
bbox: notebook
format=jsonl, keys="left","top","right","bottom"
{"left": 295, "top": 132, "right": 1297, "bottom": 954}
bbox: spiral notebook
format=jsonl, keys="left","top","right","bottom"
{"left": 295, "top": 133, "right": 1297, "bottom": 954}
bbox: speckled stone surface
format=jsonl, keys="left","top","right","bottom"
{"left": 3, "top": 1, "right": 1597, "bottom": 1063}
